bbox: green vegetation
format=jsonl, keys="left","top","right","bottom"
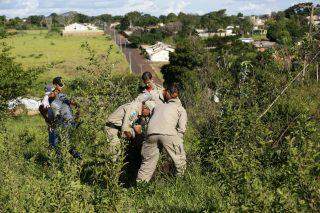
{"left": 2, "top": 30, "right": 129, "bottom": 96}
{"left": 0, "top": 3, "right": 320, "bottom": 212}
{"left": 266, "top": 3, "right": 311, "bottom": 45}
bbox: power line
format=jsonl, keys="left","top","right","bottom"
{"left": 258, "top": 50, "right": 320, "bottom": 120}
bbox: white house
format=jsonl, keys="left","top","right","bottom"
{"left": 143, "top": 42, "right": 175, "bottom": 62}
{"left": 63, "top": 23, "right": 104, "bottom": 36}
{"left": 196, "top": 26, "right": 236, "bottom": 38}
{"left": 226, "top": 26, "right": 235, "bottom": 36}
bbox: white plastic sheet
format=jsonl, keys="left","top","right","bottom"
{"left": 8, "top": 97, "right": 41, "bottom": 111}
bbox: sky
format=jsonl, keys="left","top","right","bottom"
{"left": 0, "top": 0, "right": 319, "bottom": 18}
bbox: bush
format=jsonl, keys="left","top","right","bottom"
{"left": 159, "top": 35, "right": 320, "bottom": 211}
{"left": 0, "top": 27, "right": 6, "bottom": 38}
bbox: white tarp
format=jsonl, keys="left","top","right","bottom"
{"left": 8, "top": 97, "right": 41, "bottom": 111}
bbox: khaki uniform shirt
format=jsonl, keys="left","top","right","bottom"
{"left": 107, "top": 102, "right": 142, "bottom": 136}
{"left": 135, "top": 82, "right": 164, "bottom": 105}
{"left": 147, "top": 98, "right": 187, "bottom": 138}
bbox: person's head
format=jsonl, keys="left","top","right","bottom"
{"left": 141, "top": 71, "right": 153, "bottom": 88}
{"left": 142, "top": 101, "right": 155, "bottom": 116}
{"left": 52, "top": 76, "right": 64, "bottom": 92}
{"left": 164, "top": 83, "right": 180, "bottom": 101}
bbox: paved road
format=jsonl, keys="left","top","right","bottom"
{"left": 105, "top": 28, "right": 162, "bottom": 84}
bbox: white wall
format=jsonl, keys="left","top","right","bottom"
{"left": 149, "top": 50, "right": 170, "bottom": 62}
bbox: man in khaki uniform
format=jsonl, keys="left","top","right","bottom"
{"left": 105, "top": 101, "right": 155, "bottom": 160}
{"left": 137, "top": 84, "right": 188, "bottom": 182}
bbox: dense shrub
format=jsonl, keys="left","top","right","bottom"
{"left": 171, "top": 37, "right": 320, "bottom": 211}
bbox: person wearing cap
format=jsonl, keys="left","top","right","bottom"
{"left": 105, "top": 100, "right": 156, "bottom": 161}
{"left": 136, "top": 84, "right": 188, "bottom": 182}
{"left": 135, "top": 71, "right": 165, "bottom": 105}
{"left": 46, "top": 76, "right": 81, "bottom": 159}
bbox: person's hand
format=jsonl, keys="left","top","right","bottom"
{"left": 124, "top": 131, "right": 132, "bottom": 139}
{"left": 134, "top": 125, "right": 142, "bottom": 135}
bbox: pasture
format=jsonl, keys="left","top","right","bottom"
{"left": 3, "top": 30, "right": 129, "bottom": 95}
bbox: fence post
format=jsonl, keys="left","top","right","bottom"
{"left": 317, "top": 63, "right": 319, "bottom": 83}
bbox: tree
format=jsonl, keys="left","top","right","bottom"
{"left": 76, "top": 13, "right": 92, "bottom": 23}
{"left": 26, "top": 15, "right": 45, "bottom": 27}
{"left": 237, "top": 12, "right": 244, "bottom": 18}
{"left": 0, "top": 27, "right": 6, "bottom": 38}
{"left": 0, "top": 43, "right": 39, "bottom": 114}
{"left": 161, "top": 37, "right": 205, "bottom": 85}
{"left": 201, "top": 10, "right": 228, "bottom": 32}
{"left": 266, "top": 19, "right": 292, "bottom": 45}
{"left": 119, "top": 16, "right": 130, "bottom": 31}
{"left": 0, "top": 16, "right": 5, "bottom": 27}
{"left": 6, "top": 17, "right": 24, "bottom": 29}
{"left": 284, "top": 2, "right": 313, "bottom": 18}
{"left": 138, "top": 14, "right": 159, "bottom": 27}
{"left": 125, "top": 11, "right": 142, "bottom": 27}
{"left": 95, "top": 14, "right": 112, "bottom": 23}
{"left": 237, "top": 16, "right": 253, "bottom": 35}
{"left": 178, "top": 13, "right": 200, "bottom": 36}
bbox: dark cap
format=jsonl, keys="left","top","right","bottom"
{"left": 166, "top": 83, "right": 180, "bottom": 95}
{"left": 142, "top": 71, "right": 152, "bottom": 81}
{"left": 52, "top": 76, "right": 64, "bottom": 87}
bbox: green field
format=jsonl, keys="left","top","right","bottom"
{"left": 3, "top": 30, "right": 129, "bottom": 92}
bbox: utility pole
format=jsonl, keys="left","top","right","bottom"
{"left": 317, "top": 63, "right": 319, "bottom": 83}
{"left": 140, "top": 64, "right": 143, "bottom": 73}
{"left": 129, "top": 52, "right": 132, "bottom": 73}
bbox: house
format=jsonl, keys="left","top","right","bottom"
{"left": 251, "top": 16, "right": 267, "bottom": 35}
{"left": 196, "top": 26, "right": 236, "bottom": 38}
{"left": 250, "top": 16, "right": 265, "bottom": 28}
{"left": 158, "top": 22, "right": 165, "bottom": 27}
{"left": 226, "top": 26, "right": 236, "bottom": 36}
{"left": 62, "top": 23, "right": 104, "bottom": 36}
{"left": 123, "top": 26, "right": 144, "bottom": 37}
{"left": 142, "top": 42, "right": 175, "bottom": 62}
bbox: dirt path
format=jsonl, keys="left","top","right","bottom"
{"left": 105, "top": 28, "right": 162, "bottom": 84}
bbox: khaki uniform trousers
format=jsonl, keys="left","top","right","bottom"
{"left": 105, "top": 126, "right": 121, "bottom": 161}
{"left": 137, "top": 134, "right": 186, "bottom": 182}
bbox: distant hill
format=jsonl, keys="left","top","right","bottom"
{"left": 46, "top": 11, "right": 92, "bottom": 27}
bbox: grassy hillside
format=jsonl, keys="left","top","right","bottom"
{"left": 3, "top": 30, "right": 129, "bottom": 95}
{"left": 0, "top": 27, "right": 319, "bottom": 211}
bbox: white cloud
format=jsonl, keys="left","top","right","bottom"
{"left": 0, "top": 0, "right": 318, "bottom": 18}
{"left": 164, "top": 0, "right": 191, "bottom": 14}
{"left": 0, "top": 0, "right": 39, "bottom": 17}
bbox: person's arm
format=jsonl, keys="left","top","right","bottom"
{"left": 48, "top": 90, "right": 58, "bottom": 99}
{"left": 177, "top": 106, "right": 188, "bottom": 138}
{"left": 121, "top": 105, "right": 137, "bottom": 139}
